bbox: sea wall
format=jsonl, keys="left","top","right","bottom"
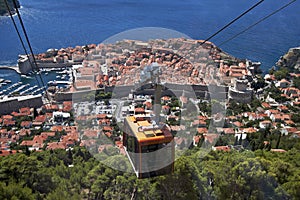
{"left": 0, "top": 95, "right": 43, "bottom": 115}
{"left": 18, "top": 54, "right": 78, "bottom": 74}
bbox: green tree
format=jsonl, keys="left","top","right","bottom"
{"left": 0, "top": 182, "right": 35, "bottom": 200}
{"left": 274, "top": 68, "right": 289, "bottom": 80}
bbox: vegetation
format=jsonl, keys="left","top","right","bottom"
{"left": 274, "top": 67, "right": 289, "bottom": 80}
{"left": 0, "top": 0, "right": 20, "bottom": 16}
{"left": 0, "top": 146, "right": 299, "bottom": 199}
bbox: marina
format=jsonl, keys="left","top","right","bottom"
{"left": 0, "top": 67, "right": 73, "bottom": 100}
{"left": 20, "top": 85, "right": 38, "bottom": 95}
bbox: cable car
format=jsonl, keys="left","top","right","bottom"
{"left": 123, "top": 115, "right": 175, "bottom": 178}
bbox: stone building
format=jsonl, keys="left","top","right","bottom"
{"left": 229, "top": 79, "right": 253, "bottom": 103}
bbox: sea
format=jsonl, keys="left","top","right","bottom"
{"left": 0, "top": 0, "right": 299, "bottom": 94}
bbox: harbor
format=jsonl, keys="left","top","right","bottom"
{"left": 0, "top": 67, "right": 73, "bottom": 100}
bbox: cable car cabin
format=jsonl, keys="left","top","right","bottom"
{"left": 123, "top": 115, "right": 175, "bottom": 178}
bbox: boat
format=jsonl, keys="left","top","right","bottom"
{"left": 48, "top": 81, "right": 57, "bottom": 86}
{"left": 4, "top": 80, "right": 11, "bottom": 83}
{"left": 56, "top": 75, "right": 60, "bottom": 79}
{"left": 21, "top": 75, "right": 32, "bottom": 79}
{"left": 57, "top": 69, "right": 68, "bottom": 74}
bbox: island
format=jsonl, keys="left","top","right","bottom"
{"left": 0, "top": 0, "right": 20, "bottom": 16}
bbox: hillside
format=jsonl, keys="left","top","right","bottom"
{"left": 0, "top": 0, "right": 20, "bottom": 16}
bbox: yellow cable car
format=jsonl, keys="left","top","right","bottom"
{"left": 123, "top": 115, "right": 175, "bottom": 178}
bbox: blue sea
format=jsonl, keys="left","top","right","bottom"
{"left": 0, "top": 0, "right": 299, "bottom": 76}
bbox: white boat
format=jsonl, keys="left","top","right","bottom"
{"left": 21, "top": 75, "right": 32, "bottom": 79}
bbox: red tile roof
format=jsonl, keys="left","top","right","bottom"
{"left": 51, "top": 126, "right": 64, "bottom": 132}
{"left": 20, "top": 140, "right": 34, "bottom": 146}
{"left": 61, "top": 132, "right": 79, "bottom": 143}
{"left": 83, "top": 130, "right": 98, "bottom": 138}
{"left": 261, "top": 102, "right": 271, "bottom": 109}
{"left": 63, "top": 101, "right": 72, "bottom": 112}
{"left": 223, "top": 128, "right": 235, "bottom": 134}
{"left": 197, "top": 128, "right": 208, "bottom": 134}
{"left": 204, "top": 134, "right": 219, "bottom": 144}
{"left": 34, "top": 115, "right": 47, "bottom": 123}
{"left": 233, "top": 121, "right": 243, "bottom": 127}
{"left": 20, "top": 121, "right": 32, "bottom": 127}
{"left": 213, "top": 146, "right": 231, "bottom": 151}
{"left": 0, "top": 150, "right": 18, "bottom": 157}
{"left": 271, "top": 149, "right": 287, "bottom": 153}
{"left": 19, "top": 129, "right": 31, "bottom": 137}
{"left": 97, "top": 114, "right": 107, "bottom": 119}
{"left": 135, "top": 107, "right": 145, "bottom": 113}
{"left": 193, "top": 135, "right": 203, "bottom": 144}
{"left": 33, "top": 135, "right": 48, "bottom": 144}
{"left": 103, "top": 126, "right": 113, "bottom": 132}
{"left": 2, "top": 115, "right": 13, "bottom": 120}
{"left": 2, "top": 120, "right": 15, "bottom": 126}
{"left": 41, "top": 132, "right": 56, "bottom": 137}
{"left": 47, "top": 142, "right": 67, "bottom": 150}
{"left": 44, "top": 104, "right": 59, "bottom": 111}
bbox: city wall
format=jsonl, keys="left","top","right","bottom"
{"left": 0, "top": 95, "right": 43, "bottom": 115}
{"left": 55, "top": 83, "right": 228, "bottom": 102}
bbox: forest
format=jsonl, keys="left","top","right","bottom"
{"left": 0, "top": 146, "right": 299, "bottom": 200}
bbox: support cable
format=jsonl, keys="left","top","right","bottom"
{"left": 200, "top": 0, "right": 265, "bottom": 45}
{"left": 4, "top": 0, "right": 42, "bottom": 88}
{"left": 11, "top": 0, "right": 51, "bottom": 101}
{"left": 12, "top": 0, "right": 47, "bottom": 91}
{"left": 218, "top": 0, "right": 297, "bottom": 47}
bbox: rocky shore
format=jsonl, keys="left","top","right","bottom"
{"left": 276, "top": 47, "right": 300, "bottom": 72}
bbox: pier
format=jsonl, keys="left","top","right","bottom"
{"left": 0, "top": 65, "right": 21, "bottom": 74}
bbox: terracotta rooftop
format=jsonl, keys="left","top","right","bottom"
{"left": 34, "top": 115, "right": 47, "bottom": 123}
{"left": 0, "top": 150, "right": 18, "bottom": 157}
{"left": 47, "top": 142, "right": 67, "bottom": 150}
{"left": 20, "top": 121, "right": 32, "bottom": 127}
